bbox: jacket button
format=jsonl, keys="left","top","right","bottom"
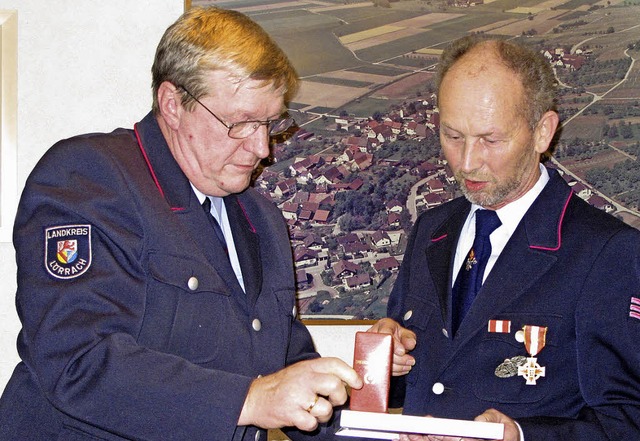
{"left": 187, "top": 276, "right": 199, "bottom": 291}
{"left": 442, "top": 328, "right": 449, "bottom": 338}
{"left": 432, "top": 382, "right": 445, "bottom": 395}
{"left": 255, "top": 430, "right": 262, "bottom": 441}
{"left": 292, "top": 305, "right": 297, "bottom": 317}
{"left": 515, "top": 330, "right": 525, "bottom": 343}
{"left": 404, "top": 310, "right": 413, "bottom": 321}
{"left": 252, "top": 318, "right": 262, "bottom": 331}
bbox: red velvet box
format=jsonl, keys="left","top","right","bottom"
{"left": 349, "top": 331, "right": 393, "bottom": 413}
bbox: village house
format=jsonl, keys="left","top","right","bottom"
{"left": 294, "top": 247, "right": 318, "bottom": 268}
{"left": 332, "top": 260, "right": 361, "bottom": 280}
{"left": 274, "top": 178, "right": 297, "bottom": 198}
{"left": 387, "top": 212, "right": 402, "bottom": 229}
{"left": 342, "top": 241, "right": 371, "bottom": 259}
{"left": 298, "top": 209, "right": 313, "bottom": 223}
{"left": 427, "top": 178, "right": 445, "bottom": 193}
{"left": 570, "top": 182, "right": 593, "bottom": 200}
{"left": 423, "top": 192, "right": 446, "bottom": 209}
{"left": 303, "top": 234, "right": 324, "bottom": 251}
{"left": 344, "top": 273, "right": 372, "bottom": 291}
{"left": 313, "top": 209, "right": 331, "bottom": 224}
{"left": 370, "top": 230, "right": 392, "bottom": 249}
{"left": 353, "top": 151, "right": 374, "bottom": 171}
{"left": 295, "top": 269, "right": 313, "bottom": 291}
{"left": 588, "top": 195, "right": 615, "bottom": 213}
{"left": 281, "top": 201, "right": 298, "bottom": 221}
{"left": 373, "top": 256, "right": 401, "bottom": 274}
{"left": 386, "top": 199, "right": 404, "bottom": 213}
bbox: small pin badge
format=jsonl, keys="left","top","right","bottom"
{"left": 465, "top": 249, "right": 477, "bottom": 271}
{"left": 495, "top": 355, "right": 526, "bottom": 378}
{"left": 488, "top": 319, "right": 511, "bottom": 333}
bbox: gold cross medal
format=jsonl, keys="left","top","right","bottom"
{"left": 517, "top": 325, "right": 548, "bottom": 385}
{"left": 465, "top": 249, "right": 477, "bottom": 271}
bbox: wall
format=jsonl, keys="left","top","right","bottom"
{"left": 0, "top": 0, "right": 365, "bottom": 395}
{"left": 0, "top": 0, "right": 183, "bottom": 393}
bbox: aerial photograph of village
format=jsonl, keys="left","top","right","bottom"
{"left": 193, "top": 0, "right": 640, "bottom": 320}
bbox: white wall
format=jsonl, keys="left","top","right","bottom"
{"left": 0, "top": 0, "right": 366, "bottom": 395}
{"left": 0, "top": 0, "right": 183, "bottom": 394}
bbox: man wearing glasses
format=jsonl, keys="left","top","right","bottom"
{"left": 0, "top": 7, "right": 369, "bottom": 441}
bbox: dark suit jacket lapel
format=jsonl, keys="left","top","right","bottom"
{"left": 454, "top": 169, "right": 572, "bottom": 343}
{"left": 425, "top": 200, "right": 470, "bottom": 330}
{"left": 225, "top": 194, "right": 262, "bottom": 304}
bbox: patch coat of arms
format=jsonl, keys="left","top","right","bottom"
{"left": 45, "top": 225, "right": 92, "bottom": 279}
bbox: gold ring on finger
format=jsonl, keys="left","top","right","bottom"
{"left": 306, "top": 395, "right": 319, "bottom": 413}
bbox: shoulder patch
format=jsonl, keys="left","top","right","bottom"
{"left": 45, "top": 224, "right": 92, "bottom": 279}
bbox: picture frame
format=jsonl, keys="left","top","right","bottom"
{"left": 0, "top": 10, "right": 18, "bottom": 243}
{"left": 183, "top": 1, "right": 640, "bottom": 323}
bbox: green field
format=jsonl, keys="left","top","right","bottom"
{"left": 335, "top": 96, "right": 404, "bottom": 119}
{"left": 558, "top": 0, "right": 602, "bottom": 9}
{"left": 304, "top": 77, "right": 373, "bottom": 88}
{"left": 347, "top": 65, "right": 408, "bottom": 76}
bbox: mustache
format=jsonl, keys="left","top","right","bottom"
{"left": 455, "top": 171, "right": 494, "bottom": 183}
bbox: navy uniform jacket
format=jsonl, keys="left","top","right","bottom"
{"left": 388, "top": 168, "right": 640, "bottom": 440}
{"left": 0, "top": 113, "right": 320, "bottom": 441}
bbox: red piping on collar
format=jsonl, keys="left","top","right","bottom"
{"left": 529, "top": 191, "right": 572, "bottom": 252}
{"left": 431, "top": 234, "right": 448, "bottom": 243}
{"left": 134, "top": 123, "right": 165, "bottom": 199}
{"left": 134, "top": 123, "right": 184, "bottom": 212}
{"left": 237, "top": 200, "right": 256, "bottom": 233}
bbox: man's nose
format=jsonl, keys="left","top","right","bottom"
{"left": 459, "top": 138, "right": 482, "bottom": 173}
{"left": 245, "top": 126, "right": 270, "bottom": 159}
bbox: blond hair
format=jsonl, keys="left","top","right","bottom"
{"left": 151, "top": 6, "right": 299, "bottom": 113}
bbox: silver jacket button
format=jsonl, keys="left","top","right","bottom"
{"left": 252, "top": 318, "right": 262, "bottom": 331}
{"left": 187, "top": 276, "right": 199, "bottom": 291}
{"left": 432, "top": 382, "right": 445, "bottom": 395}
{"left": 403, "top": 310, "right": 413, "bottom": 321}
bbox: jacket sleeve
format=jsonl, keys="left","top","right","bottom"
{"left": 519, "top": 226, "right": 640, "bottom": 440}
{"left": 13, "top": 138, "right": 255, "bottom": 441}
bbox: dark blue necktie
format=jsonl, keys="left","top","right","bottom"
{"left": 202, "top": 197, "right": 228, "bottom": 253}
{"left": 452, "top": 209, "right": 502, "bottom": 333}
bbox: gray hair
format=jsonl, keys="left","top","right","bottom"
{"left": 436, "top": 35, "right": 557, "bottom": 130}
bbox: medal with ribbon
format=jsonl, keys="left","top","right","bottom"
{"left": 517, "top": 325, "right": 547, "bottom": 385}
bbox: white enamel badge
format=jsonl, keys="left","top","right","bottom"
{"left": 45, "top": 224, "right": 92, "bottom": 279}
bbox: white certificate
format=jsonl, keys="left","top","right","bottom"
{"left": 337, "top": 410, "right": 504, "bottom": 440}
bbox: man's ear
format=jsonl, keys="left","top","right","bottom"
{"left": 533, "top": 111, "right": 560, "bottom": 154}
{"left": 157, "top": 81, "right": 183, "bottom": 131}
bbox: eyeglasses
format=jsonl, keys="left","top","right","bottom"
{"left": 178, "top": 86, "right": 295, "bottom": 139}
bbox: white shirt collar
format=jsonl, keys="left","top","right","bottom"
{"left": 482, "top": 163, "right": 549, "bottom": 236}
{"left": 453, "top": 164, "right": 550, "bottom": 285}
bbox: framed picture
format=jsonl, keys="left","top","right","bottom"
{"left": 0, "top": 10, "right": 18, "bottom": 243}
{"left": 185, "top": 1, "right": 640, "bottom": 322}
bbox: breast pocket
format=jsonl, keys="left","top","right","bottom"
{"left": 142, "top": 252, "right": 233, "bottom": 364}
{"left": 472, "top": 313, "right": 564, "bottom": 404}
